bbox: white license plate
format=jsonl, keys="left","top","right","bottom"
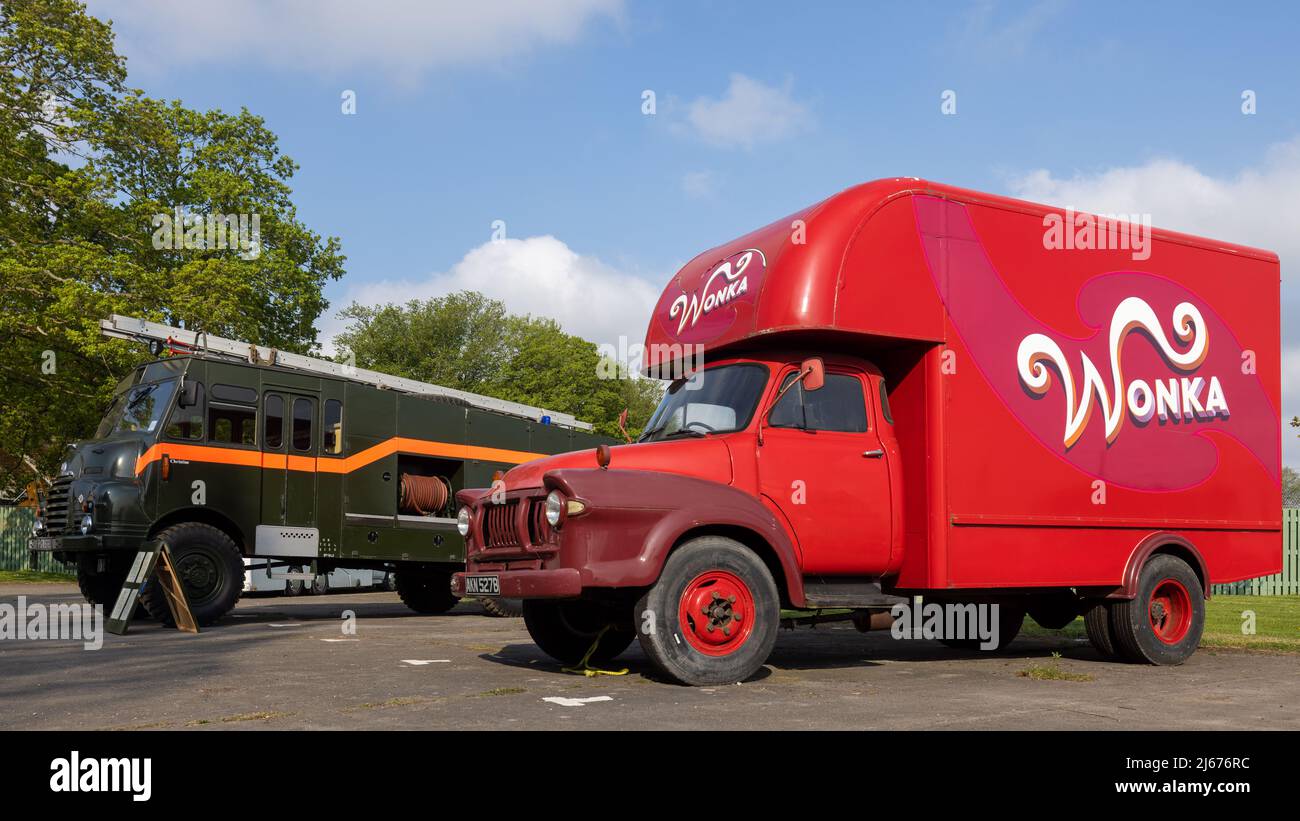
{"left": 29, "top": 537, "right": 58, "bottom": 551}
{"left": 464, "top": 575, "right": 500, "bottom": 596}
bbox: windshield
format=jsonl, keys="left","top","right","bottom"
{"left": 639, "top": 363, "right": 769, "bottom": 442}
{"left": 95, "top": 379, "right": 178, "bottom": 439}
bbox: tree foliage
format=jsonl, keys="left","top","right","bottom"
{"left": 0, "top": 0, "right": 345, "bottom": 489}
{"left": 335, "top": 293, "right": 664, "bottom": 439}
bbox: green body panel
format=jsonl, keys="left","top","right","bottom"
{"left": 37, "top": 354, "right": 613, "bottom": 574}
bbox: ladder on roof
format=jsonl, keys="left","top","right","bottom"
{"left": 99, "top": 314, "right": 593, "bottom": 431}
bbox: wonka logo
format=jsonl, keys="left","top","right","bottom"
{"left": 1017, "top": 296, "right": 1228, "bottom": 448}
{"left": 668, "top": 248, "right": 765, "bottom": 338}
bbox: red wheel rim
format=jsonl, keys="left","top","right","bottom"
{"left": 678, "top": 570, "right": 756, "bottom": 656}
{"left": 1148, "top": 578, "right": 1192, "bottom": 644}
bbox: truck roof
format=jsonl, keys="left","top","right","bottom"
{"left": 642, "top": 177, "right": 1278, "bottom": 374}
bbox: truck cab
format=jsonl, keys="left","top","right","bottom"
{"left": 454, "top": 177, "right": 1283, "bottom": 685}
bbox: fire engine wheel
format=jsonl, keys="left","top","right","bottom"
{"left": 1083, "top": 601, "right": 1119, "bottom": 659}
{"left": 139, "top": 523, "right": 244, "bottom": 627}
{"left": 937, "top": 601, "right": 1026, "bottom": 651}
{"left": 76, "top": 555, "right": 131, "bottom": 608}
{"left": 1109, "top": 554, "right": 1204, "bottom": 665}
{"left": 522, "top": 599, "right": 635, "bottom": 665}
{"left": 394, "top": 568, "right": 459, "bottom": 614}
{"left": 480, "top": 597, "right": 523, "bottom": 618}
{"left": 634, "top": 537, "right": 780, "bottom": 686}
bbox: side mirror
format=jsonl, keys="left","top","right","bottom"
{"left": 178, "top": 380, "right": 199, "bottom": 408}
{"left": 801, "top": 357, "right": 825, "bottom": 392}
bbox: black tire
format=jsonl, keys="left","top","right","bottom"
{"left": 1027, "top": 590, "right": 1080, "bottom": 630}
{"left": 480, "top": 597, "right": 523, "bottom": 618}
{"left": 522, "top": 599, "right": 635, "bottom": 665}
{"left": 139, "top": 523, "right": 244, "bottom": 627}
{"left": 938, "top": 600, "right": 1026, "bottom": 651}
{"left": 394, "top": 568, "right": 459, "bottom": 614}
{"left": 1083, "top": 601, "right": 1118, "bottom": 659}
{"left": 310, "top": 574, "right": 328, "bottom": 595}
{"left": 284, "top": 577, "right": 305, "bottom": 597}
{"left": 1110, "top": 554, "right": 1204, "bottom": 665}
{"left": 634, "top": 537, "right": 780, "bottom": 686}
{"left": 76, "top": 557, "right": 130, "bottom": 607}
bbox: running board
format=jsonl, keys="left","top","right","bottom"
{"left": 802, "top": 578, "right": 908, "bottom": 609}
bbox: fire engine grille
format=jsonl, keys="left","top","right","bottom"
{"left": 44, "top": 476, "right": 73, "bottom": 533}
{"left": 483, "top": 500, "right": 520, "bottom": 548}
{"left": 528, "top": 500, "right": 555, "bottom": 545}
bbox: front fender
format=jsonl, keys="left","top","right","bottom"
{"left": 544, "top": 468, "right": 807, "bottom": 607}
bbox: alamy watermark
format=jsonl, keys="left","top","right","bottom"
{"left": 151, "top": 207, "right": 261, "bottom": 260}
{"left": 1042, "top": 208, "right": 1151, "bottom": 261}
{"left": 0, "top": 597, "right": 103, "bottom": 650}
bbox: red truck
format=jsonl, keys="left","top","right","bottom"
{"left": 452, "top": 178, "right": 1282, "bottom": 685}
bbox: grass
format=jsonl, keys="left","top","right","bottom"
{"left": 0, "top": 569, "right": 75, "bottom": 584}
{"left": 477, "top": 687, "right": 526, "bottom": 697}
{"left": 1017, "top": 652, "right": 1095, "bottom": 682}
{"left": 1021, "top": 595, "right": 1300, "bottom": 653}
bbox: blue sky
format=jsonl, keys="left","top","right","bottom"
{"left": 88, "top": 0, "right": 1300, "bottom": 460}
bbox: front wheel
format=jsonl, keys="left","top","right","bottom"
{"left": 394, "top": 568, "right": 458, "bottom": 614}
{"left": 1110, "top": 554, "right": 1204, "bottom": 665}
{"left": 76, "top": 556, "right": 131, "bottom": 607}
{"left": 634, "top": 537, "right": 780, "bottom": 686}
{"left": 523, "top": 599, "right": 634, "bottom": 665}
{"left": 139, "top": 523, "right": 244, "bottom": 626}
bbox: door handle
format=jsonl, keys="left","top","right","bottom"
{"left": 862, "top": 449, "right": 884, "bottom": 458}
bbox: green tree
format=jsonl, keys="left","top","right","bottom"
{"left": 334, "top": 291, "right": 663, "bottom": 439}
{"left": 0, "top": 0, "right": 345, "bottom": 489}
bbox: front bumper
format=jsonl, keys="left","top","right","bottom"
{"left": 28, "top": 533, "right": 143, "bottom": 553}
{"left": 452, "top": 568, "right": 583, "bottom": 599}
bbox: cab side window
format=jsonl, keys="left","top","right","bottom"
{"left": 165, "top": 382, "right": 205, "bottom": 440}
{"left": 207, "top": 384, "right": 257, "bottom": 446}
{"left": 264, "top": 394, "right": 284, "bottom": 449}
{"left": 322, "top": 399, "right": 343, "bottom": 455}
{"left": 292, "top": 398, "right": 314, "bottom": 452}
{"left": 769, "top": 371, "right": 868, "bottom": 433}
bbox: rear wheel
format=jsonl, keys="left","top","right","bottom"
{"left": 1110, "top": 554, "right": 1204, "bottom": 665}
{"left": 634, "top": 537, "right": 780, "bottom": 686}
{"left": 394, "top": 568, "right": 458, "bottom": 614}
{"left": 523, "top": 599, "right": 634, "bottom": 665}
{"left": 139, "top": 523, "right": 244, "bottom": 626}
{"left": 1083, "top": 601, "right": 1119, "bottom": 659}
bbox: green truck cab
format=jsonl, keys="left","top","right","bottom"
{"left": 30, "top": 321, "right": 608, "bottom": 625}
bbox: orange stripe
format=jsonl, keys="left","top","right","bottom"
{"left": 136, "top": 437, "right": 546, "bottom": 476}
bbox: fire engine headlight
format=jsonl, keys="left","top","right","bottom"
{"left": 79, "top": 514, "right": 93, "bottom": 535}
{"left": 544, "top": 491, "right": 565, "bottom": 527}
{"left": 456, "top": 506, "right": 471, "bottom": 537}
{"left": 32, "top": 517, "right": 45, "bottom": 536}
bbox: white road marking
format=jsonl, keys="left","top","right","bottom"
{"left": 401, "top": 659, "right": 451, "bottom": 665}
{"left": 542, "top": 696, "right": 613, "bottom": 707}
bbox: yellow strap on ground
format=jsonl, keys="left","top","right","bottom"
{"left": 561, "top": 624, "right": 629, "bottom": 677}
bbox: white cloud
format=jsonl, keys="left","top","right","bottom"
{"left": 684, "top": 74, "right": 812, "bottom": 149}
{"left": 89, "top": 0, "right": 623, "bottom": 83}
{"left": 1007, "top": 138, "right": 1300, "bottom": 267}
{"left": 681, "top": 170, "right": 716, "bottom": 199}
{"left": 328, "top": 236, "right": 659, "bottom": 353}
{"left": 955, "top": 0, "right": 1067, "bottom": 59}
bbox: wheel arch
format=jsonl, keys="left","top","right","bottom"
{"left": 148, "top": 506, "right": 247, "bottom": 554}
{"left": 1118, "top": 532, "right": 1209, "bottom": 601}
{"left": 668, "top": 524, "right": 798, "bottom": 609}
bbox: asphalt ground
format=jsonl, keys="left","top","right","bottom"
{"left": 2, "top": 583, "right": 1296, "bottom": 731}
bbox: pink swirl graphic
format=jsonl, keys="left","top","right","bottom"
{"left": 913, "top": 195, "right": 1278, "bottom": 491}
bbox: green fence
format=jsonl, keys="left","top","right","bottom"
{"left": 0, "top": 506, "right": 66, "bottom": 574}
{"left": 1211, "top": 508, "right": 1300, "bottom": 596}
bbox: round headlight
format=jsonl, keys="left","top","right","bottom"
{"left": 79, "top": 514, "right": 93, "bottom": 535}
{"left": 32, "top": 517, "right": 45, "bottom": 536}
{"left": 544, "top": 491, "right": 564, "bottom": 527}
{"left": 456, "top": 506, "right": 471, "bottom": 537}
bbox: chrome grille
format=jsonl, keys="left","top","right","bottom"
{"left": 44, "top": 476, "right": 73, "bottom": 533}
